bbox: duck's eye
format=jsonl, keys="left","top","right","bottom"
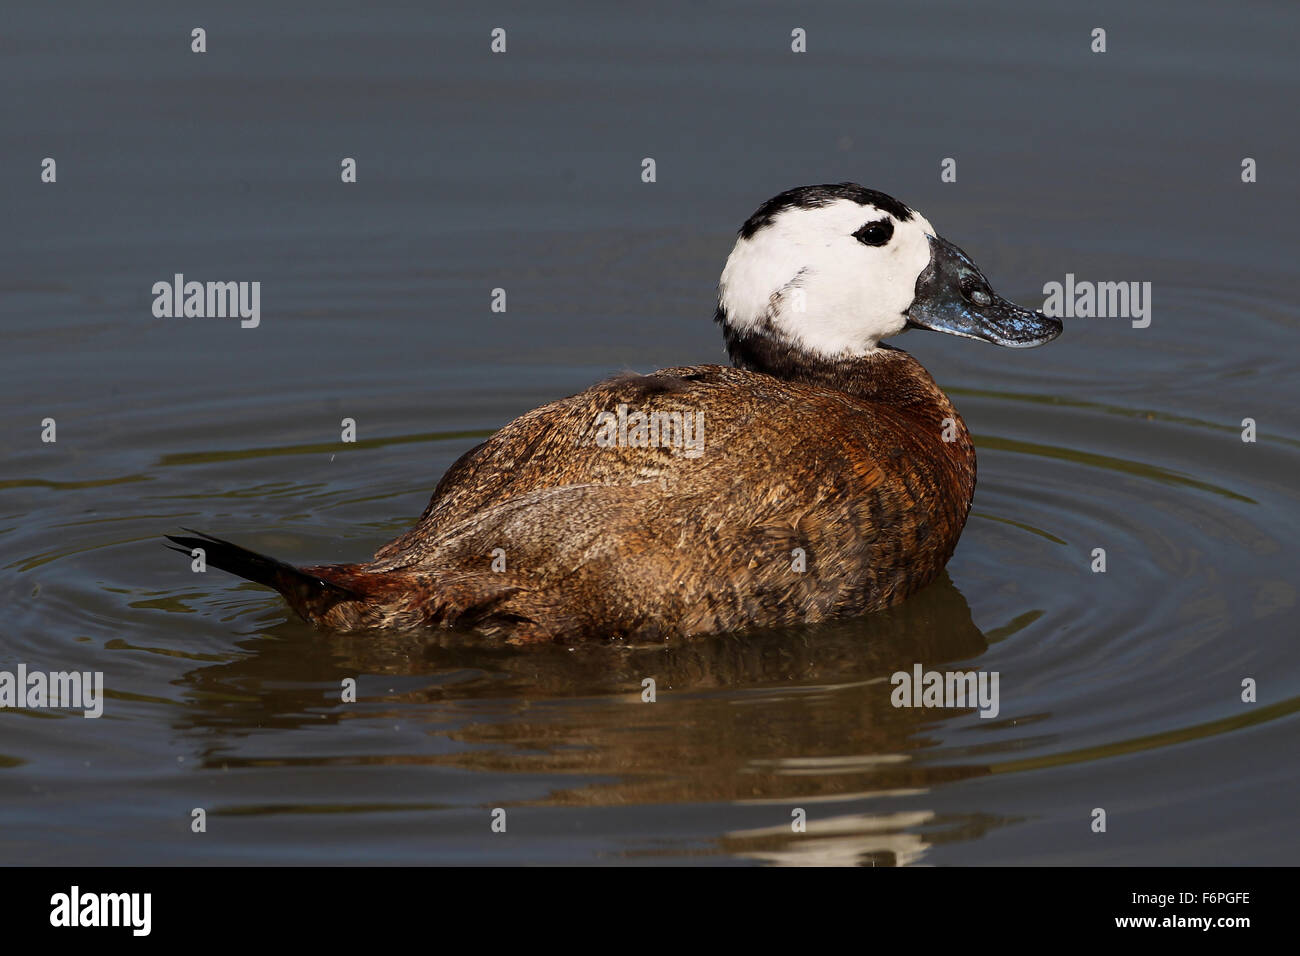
{"left": 960, "top": 273, "right": 993, "bottom": 306}
{"left": 852, "top": 218, "right": 893, "bottom": 247}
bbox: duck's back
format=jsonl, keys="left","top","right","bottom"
{"left": 334, "top": 352, "right": 975, "bottom": 640}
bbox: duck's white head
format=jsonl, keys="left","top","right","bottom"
{"left": 716, "top": 183, "right": 1061, "bottom": 366}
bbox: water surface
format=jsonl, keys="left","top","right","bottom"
{"left": 2, "top": 0, "right": 1297, "bottom": 864}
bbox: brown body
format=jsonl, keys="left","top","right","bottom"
{"left": 272, "top": 346, "right": 976, "bottom": 641}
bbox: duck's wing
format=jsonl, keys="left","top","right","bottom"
{"left": 371, "top": 363, "right": 901, "bottom": 570}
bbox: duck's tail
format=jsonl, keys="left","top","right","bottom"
{"left": 165, "top": 528, "right": 361, "bottom": 623}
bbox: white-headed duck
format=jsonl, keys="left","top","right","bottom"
{"left": 168, "top": 184, "right": 1062, "bottom": 641}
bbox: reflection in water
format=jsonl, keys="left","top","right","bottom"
{"left": 721, "top": 806, "right": 1024, "bottom": 867}
{"left": 725, "top": 811, "right": 937, "bottom": 867}
{"left": 171, "top": 573, "right": 1012, "bottom": 863}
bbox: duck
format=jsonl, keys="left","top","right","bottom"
{"left": 167, "top": 183, "right": 1062, "bottom": 642}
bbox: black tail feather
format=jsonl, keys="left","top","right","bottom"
{"left": 165, "top": 528, "right": 360, "bottom": 621}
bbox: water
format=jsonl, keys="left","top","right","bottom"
{"left": 2, "top": 0, "right": 1297, "bottom": 864}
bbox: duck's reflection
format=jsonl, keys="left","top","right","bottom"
{"left": 725, "top": 810, "right": 938, "bottom": 867}
{"left": 173, "top": 572, "right": 1023, "bottom": 863}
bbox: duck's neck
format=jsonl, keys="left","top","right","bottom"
{"left": 722, "top": 322, "right": 955, "bottom": 410}
{"left": 723, "top": 320, "right": 976, "bottom": 476}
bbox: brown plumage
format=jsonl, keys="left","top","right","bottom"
{"left": 167, "top": 184, "right": 1060, "bottom": 642}
{"left": 167, "top": 353, "right": 974, "bottom": 641}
